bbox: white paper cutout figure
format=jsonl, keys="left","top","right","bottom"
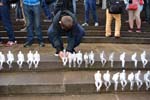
{"left": 109, "top": 52, "right": 114, "bottom": 68}
{"left": 27, "top": 51, "right": 34, "bottom": 69}
{"left": 84, "top": 52, "right": 89, "bottom": 68}
{"left": 120, "top": 70, "right": 127, "bottom": 91}
{"left": 72, "top": 52, "right": 77, "bottom": 68}
{"left": 68, "top": 53, "right": 73, "bottom": 68}
{"left": 88, "top": 51, "right": 95, "bottom": 66}
{"left": 120, "top": 52, "right": 126, "bottom": 68}
{"left": 17, "top": 51, "right": 24, "bottom": 69}
{"left": 131, "top": 52, "right": 138, "bottom": 68}
{"left": 128, "top": 72, "right": 135, "bottom": 90}
{"left": 144, "top": 71, "right": 150, "bottom": 90}
{"left": 94, "top": 71, "right": 103, "bottom": 92}
{"left": 140, "top": 51, "right": 148, "bottom": 68}
{"left": 0, "top": 52, "right": 5, "bottom": 70}
{"left": 76, "top": 51, "right": 83, "bottom": 68}
{"left": 33, "top": 51, "right": 40, "bottom": 69}
{"left": 103, "top": 70, "right": 111, "bottom": 91}
{"left": 61, "top": 49, "right": 68, "bottom": 66}
{"left": 100, "top": 51, "right": 106, "bottom": 67}
{"left": 135, "top": 70, "right": 143, "bottom": 90}
{"left": 112, "top": 72, "right": 120, "bottom": 91}
{"left": 7, "top": 51, "right": 14, "bottom": 69}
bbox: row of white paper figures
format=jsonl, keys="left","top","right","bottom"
{"left": 61, "top": 50, "right": 148, "bottom": 68}
{"left": 94, "top": 70, "right": 150, "bottom": 92}
{"left": 0, "top": 51, "right": 40, "bottom": 70}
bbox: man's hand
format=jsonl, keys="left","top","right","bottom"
{"left": 58, "top": 51, "right": 71, "bottom": 60}
{"left": 0, "top": 3, "right": 3, "bottom": 6}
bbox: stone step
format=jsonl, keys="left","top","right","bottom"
{"left": 0, "top": 71, "right": 149, "bottom": 95}
{"left": 0, "top": 44, "right": 150, "bottom": 72}
{"left": 0, "top": 61, "right": 150, "bottom": 72}
{"left": 8, "top": 14, "right": 142, "bottom": 26}
{"left": 1, "top": 36, "right": 150, "bottom": 44}
{"left": 0, "top": 93, "right": 150, "bottom": 100}
{"left": 1, "top": 30, "right": 150, "bottom": 37}
{"left": 0, "top": 22, "right": 150, "bottom": 32}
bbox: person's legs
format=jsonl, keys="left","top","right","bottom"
{"left": 23, "top": 4, "right": 34, "bottom": 43}
{"left": 33, "top": 4, "right": 44, "bottom": 44}
{"left": 66, "top": 24, "right": 85, "bottom": 52}
{"left": 0, "top": 5, "right": 16, "bottom": 42}
{"left": 145, "top": 0, "right": 150, "bottom": 22}
{"left": 134, "top": 8, "right": 141, "bottom": 30}
{"left": 128, "top": 10, "right": 134, "bottom": 31}
{"left": 72, "top": 0, "right": 76, "bottom": 14}
{"left": 90, "top": 0, "right": 98, "bottom": 24}
{"left": 48, "top": 2, "right": 56, "bottom": 20}
{"left": 0, "top": 11, "right": 3, "bottom": 43}
{"left": 105, "top": 9, "right": 113, "bottom": 37}
{"left": 73, "top": 24, "right": 85, "bottom": 47}
{"left": 41, "top": 0, "right": 52, "bottom": 20}
{"left": 84, "top": 0, "right": 90, "bottom": 23}
{"left": 0, "top": 14, "right": 2, "bottom": 42}
{"left": 113, "top": 14, "right": 121, "bottom": 37}
{"left": 48, "top": 24, "right": 64, "bottom": 51}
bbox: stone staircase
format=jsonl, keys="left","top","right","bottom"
{"left": 0, "top": 1, "right": 150, "bottom": 100}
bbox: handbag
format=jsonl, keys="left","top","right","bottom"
{"left": 128, "top": 3, "right": 138, "bottom": 10}
{"left": 139, "top": 0, "right": 144, "bottom": 5}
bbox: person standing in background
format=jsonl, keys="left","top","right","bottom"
{"left": 23, "top": 0, "right": 45, "bottom": 47}
{"left": 82, "top": 0, "right": 99, "bottom": 27}
{"left": 0, "top": 0, "right": 17, "bottom": 46}
{"left": 144, "top": 0, "right": 150, "bottom": 23}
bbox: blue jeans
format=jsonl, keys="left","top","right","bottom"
{"left": 84, "top": 0, "right": 98, "bottom": 23}
{"left": 41, "top": 0, "right": 55, "bottom": 19}
{"left": 0, "top": 5, "right": 15, "bottom": 42}
{"left": 144, "top": 0, "right": 150, "bottom": 21}
{"left": 72, "top": 0, "right": 76, "bottom": 14}
{"left": 48, "top": 24, "right": 85, "bottom": 52}
{"left": 23, "top": 4, "right": 44, "bottom": 43}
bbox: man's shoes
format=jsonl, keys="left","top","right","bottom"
{"left": 54, "top": 49, "right": 77, "bottom": 57}
{"left": 54, "top": 50, "right": 60, "bottom": 57}
{"left": 115, "top": 36, "right": 120, "bottom": 38}
{"left": 72, "top": 49, "right": 77, "bottom": 53}
{"left": 128, "top": 28, "right": 133, "bottom": 32}
{"left": 23, "top": 42, "right": 32, "bottom": 48}
{"left": 136, "top": 28, "right": 141, "bottom": 33}
{"left": 105, "top": 34, "right": 112, "bottom": 37}
{"left": 5, "top": 41, "right": 17, "bottom": 47}
{"left": 82, "top": 23, "right": 89, "bottom": 26}
{"left": 39, "top": 42, "right": 45, "bottom": 47}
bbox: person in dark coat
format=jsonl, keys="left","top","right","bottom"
{"left": 48, "top": 10, "right": 85, "bottom": 58}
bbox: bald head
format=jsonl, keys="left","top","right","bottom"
{"left": 60, "top": 16, "right": 73, "bottom": 31}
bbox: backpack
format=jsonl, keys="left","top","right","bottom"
{"left": 108, "top": 0, "right": 124, "bottom": 14}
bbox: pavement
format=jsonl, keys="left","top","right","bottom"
{"left": 0, "top": 93, "right": 150, "bottom": 100}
